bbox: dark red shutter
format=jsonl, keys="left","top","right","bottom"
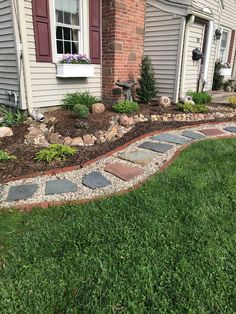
{"left": 89, "top": 0, "right": 101, "bottom": 64}
{"left": 32, "top": 0, "right": 52, "bottom": 62}
{"left": 228, "top": 30, "right": 235, "bottom": 65}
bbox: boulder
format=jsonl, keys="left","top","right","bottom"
{"left": 64, "top": 136, "right": 73, "bottom": 146}
{"left": 159, "top": 96, "right": 171, "bottom": 108}
{"left": 92, "top": 103, "right": 105, "bottom": 114}
{"left": 0, "top": 127, "right": 13, "bottom": 138}
{"left": 70, "top": 137, "right": 84, "bottom": 146}
{"left": 48, "top": 132, "right": 61, "bottom": 144}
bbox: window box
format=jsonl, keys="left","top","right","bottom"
{"left": 221, "top": 68, "right": 232, "bottom": 76}
{"left": 56, "top": 64, "right": 95, "bottom": 78}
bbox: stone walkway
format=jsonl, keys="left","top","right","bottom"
{"left": 1, "top": 122, "right": 236, "bottom": 210}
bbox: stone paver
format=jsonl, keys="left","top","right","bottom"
{"left": 104, "top": 162, "right": 143, "bottom": 181}
{"left": 45, "top": 179, "right": 77, "bottom": 195}
{"left": 139, "top": 141, "right": 173, "bottom": 153}
{"left": 151, "top": 133, "right": 191, "bottom": 145}
{"left": 199, "top": 128, "right": 225, "bottom": 136}
{"left": 182, "top": 130, "right": 205, "bottom": 140}
{"left": 118, "top": 150, "right": 156, "bottom": 165}
{"left": 82, "top": 171, "right": 111, "bottom": 190}
{"left": 7, "top": 184, "right": 38, "bottom": 202}
{"left": 224, "top": 126, "right": 236, "bottom": 133}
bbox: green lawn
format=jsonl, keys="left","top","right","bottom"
{"left": 0, "top": 138, "right": 236, "bottom": 314}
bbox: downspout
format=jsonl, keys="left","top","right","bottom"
{"left": 15, "top": 0, "right": 44, "bottom": 122}
{"left": 179, "top": 14, "right": 195, "bottom": 98}
{"left": 203, "top": 20, "right": 214, "bottom": 88}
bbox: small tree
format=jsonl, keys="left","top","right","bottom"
{"left": 137, "top": 55, "right": 158, "bottom": 103}
{"left": 212, "top": 60, "right": 224, "bottom": 90}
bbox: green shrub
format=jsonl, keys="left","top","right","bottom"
{"left": 212, "top": 60, "right": 224, "bottom": 90}
{"left": 228, "top": 96, "right": 236, "bottom": 108}
{"left": 177, "top": 102, "right": 209, "bottom": 113}
{"left": 0, "top": 149, "right": 16, "bottom": 162}
{"left": 0, "top": 106, "right": 27, "bottom": 127}
{"left": 137, "top": 55, "right": 158, "bottom": 103}
{"left": 62, "top": 91, "right": 97, "bottom": 110}
{"left": 73, "top": 104, "right": 90, "bottom": 119}
{"left": 187, "top": 92, "right": 212, "bottom": 105}
{"left": 113, "top": 100, "right": 139, "bottom": 114}
{"left": 35, "top": 144, "right": 77, "bottom": 163}
{"left": 223, "top": 80, "right": 231, "bottom": 91}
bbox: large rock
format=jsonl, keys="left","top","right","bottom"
{"left": 159, "top": 96, "right": 171, "bottom": 108}
{"left": 119, "top": 115, "right": 133, "bottom": 127}
{"left": 92, "top": 103, "right": 105, "bottom": 114}
{"left": 0, "top": 127, "right": 13, "bottom": 138}
{"left": 70, "top": 137, "right": 84, "bottom": 146}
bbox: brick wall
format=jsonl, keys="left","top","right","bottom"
{"left": 102, "top": 0, "right": 146, "bottom": 103}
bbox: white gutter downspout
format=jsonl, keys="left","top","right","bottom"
{"left": 179, "top": 15, "right": 195, "bottom": 98}
{"left": 16, "top": 0, "right": 44, "bottom": 121}
{"left": 203, "top": 20, "right": 214, "bottom": 88}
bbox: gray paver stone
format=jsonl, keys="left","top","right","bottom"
{"left": 151, "top": 133, "right": 191, "bottom": 145}
{"left": 224, "top": 126, "right": 236, "bottom": 133}
{"left": 46, "top": 179, "right": 77, "bottom": 195}
{"left": 139, "top": 141, "right": 173, "bottom": 153}
{"left": 82, "top": 171, "right": 111, "bottom": 190}
{"left": 7, "top": 184, "right": 38, "bottom": 202}
{"left": 118, "top": 150, "right": 156, "bottom": 165}
{"left": 182, "top": 130, "right": 205, "bottom": 140}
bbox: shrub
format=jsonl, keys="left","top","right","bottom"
{"left": 212, "top": 60, "right": 224, "bottom": 90}
{"left": 223, "top": 80, "right": 231, "bottom": 91}
{"left": 0, "top": 149, "right": 16, "bottom": 162}
{"left": 0, "top": 106, "right": 27, "bottom": 127}
{"left": 35, "top": 144, "right": 77, "bottom": 163}
{"left": 137, "top": 55, "right": 158, "bottom": 103}
{"left": 228, "top": 96, "right": 236, "bottom": 108}
{"left": 73, "top": 104, "right": 90, "bottom": 119}
{"left": 113, "top": 101, "right": 139, "bottom": 114}
{"left": 62, "top": 91, "right": 97, "bottom": 111}
{"left": 177, "top": 102, "right": 209, "bottom": 113}
{"left": 187, "top": 92, "right": 212, "bottom": 105}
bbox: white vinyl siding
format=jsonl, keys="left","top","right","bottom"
{"left": 24, "top": 0, "right": 101, "bottom": 109}
{"left": 0, "top": 0, "right": 19, "bottom": 106}
{"left": 144, "top": 4, "right": 182, "bottom": 100}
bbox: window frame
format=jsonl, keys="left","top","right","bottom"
{"left": 218, "top": 28, "right": 231, "bottom": 63}
{"left": 52, "top": 0, "right": 84, "bottom": 59}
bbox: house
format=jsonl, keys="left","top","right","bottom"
{"left": 144, "top": 0, "right": 236, "bottom": 102}
{"left": 0, "top": 0, "right": 236, "bottom": 113}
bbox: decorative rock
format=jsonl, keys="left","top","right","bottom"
{"left": 82, "top": 171, "right": 111, "bottom": 189}
{"left": 152, "top": 133, "right": 191, "bottom": 145}
{"left": 45, "top": 179, "right": 77, "bottom": 195}
{"left": 64, "top": 136, "right": 73, "bottom": 146}
{"left": 48, "top": 132, "right": 61, "bottom": 144}
{"left": 119, "top": 115, "right": 133, "bottom": 127}
{"left": 182, "top": 130, "right": 205, "bottom": 140}
{"left": 118, "top": 150, "right": 156, "bottom": 165}
{"left": 28, "top": 126, "right": 42, "bottom": 137}
{"left": 70, "top": 137, "right": 84, "bottom": 146}
{"left": 104, "top": 162, "right": 144, "bottom": 181}
{"left": 159, "top": 96, "right": 171, "bottom": 108}
{"left": 7, "top": 184, "right": 38, "bottom": 202}
{"left": 83, "top": 134, "right": 97, "bottom": 146}
{"left": 224, "top": 126, "right": 236, "bottom": 133}
{"left": 0, "top": 127, "right": 13, "bottom": 138}
{"left": 92, "top": 103, "right": 105, "bottom": 114}
{"left": 139, "top": 141, "right": 173, "bottom": 153}
{"left": 199, "top": 128, "right": 225, "bottom": 136}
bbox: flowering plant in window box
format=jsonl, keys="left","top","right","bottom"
{"left": 56, "top": 54, "right": 95, "bottom": 78}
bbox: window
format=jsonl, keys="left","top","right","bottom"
{"left": 219, "top": 30, "right": 229, "bottom": 62}
{"left": 55, "top": 0, "right": 81, "bottom": 54}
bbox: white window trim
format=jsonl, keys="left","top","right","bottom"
{"left": 49, "top": 0, "right": 90, "bottom": 64}
{"left": 218, "top": 27, "right": 231, "bottom": 63}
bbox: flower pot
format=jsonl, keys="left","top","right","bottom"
{"left": 56, "top": 64, "right": 95, "bottom": 78}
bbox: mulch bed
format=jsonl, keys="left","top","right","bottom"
{"left": 0, "top": 103, "right": 235, "bottom": 184}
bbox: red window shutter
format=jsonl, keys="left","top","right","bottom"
{"left": 32, "top": 0, "right": 52, "bottom": 62}
{"left": 228, "top": 30, "right": 236, "bottom": 65}
{"left": 89, "top": 0, "right": 101, "bottom": 64}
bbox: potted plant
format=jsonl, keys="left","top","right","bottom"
{"left": 56, "top": 54, "right": 95, "bottom": 78}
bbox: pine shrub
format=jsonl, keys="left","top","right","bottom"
{"left": 137, "top": 55, "right": 158, "bottom": 103}
{"left": 212, "top": 60, "right": 224, "bottom": 90}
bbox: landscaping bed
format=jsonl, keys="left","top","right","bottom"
{"left": 0, "top": 102, "right": 236, "bottom": 184}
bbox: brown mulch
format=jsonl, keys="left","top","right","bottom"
{"left": 0, "top": 103, "right": 235, "bottom": 184}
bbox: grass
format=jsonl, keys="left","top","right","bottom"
{"left": 0, "top": 138, "right": 236, "bottom": 313}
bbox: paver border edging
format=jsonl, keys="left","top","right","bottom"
{"left": 1, "top": 133, "right": 235, "bottom": 212}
